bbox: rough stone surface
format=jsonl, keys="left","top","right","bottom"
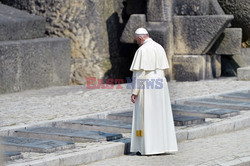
{"left": 172, "top": 55, "right": 206, "bottom": 81}
{"left": 0, "top": 37, "right": 71, "bottom": 94}
{"left": 1, "top": 136, "right": 75, "bottom": 153}
{"left": 0, "top": 4, "right": 45, "bottom": 41}
{"left": 212, "top": 28, "right": 242, "bottom": 55}
{"left": 218, "top": 0, "right": 250, "bottom": 42}
{"left": 174, "top": 0, "right": 210, "bottom": 15}
{"left": 237, "top": 66, "right": 250, "bottom": 81}
{"left": 173, "top": 15, "right": 233, "bottom": 55}
{"left": 147, "top": 0, "right": 172, "bottom": 22}
{"left": 1, "top": 0, "right": 128, "bottom": 85}
{"left": 120, "top": 14, "right": 146, "bottom": 43}
{"left": 147, "top": 21, "right": 174, "bottom": 80}
{"left": 174, "top": 0, "right": 226, "bottom": 15}
{"left": 14, "top": 127, "right": 123, "bottom": 142}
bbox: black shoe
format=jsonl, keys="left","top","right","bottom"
{"left": 136, "top": 151, "right": 141, "bottom": 156}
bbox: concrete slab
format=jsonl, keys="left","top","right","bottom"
{"left": 172, "top": 104, "right": 239, "bottom": 118}
{"left": 0, "top": 37, "right": 71, "bottom": 94}
{"left": 0, "top": 4, "right": 45, "bottom": 41}
{"left": 174, "top": 115, "right": 205, "bottom": 126}
{"left": 185, "top": 98, "right": 250, "bottom": 110}
{"left": 14, "top": 127, "right": 123, "bottom": 142}
{"left": 62, "top": 118, "right": 132, "bottom": 133}
{"left": 108, "top": 112, "right": 133, "bottom": 123}
{"left": 219, "top": 92, "right": 250, "bottom": 102}
{"left": 3, "top": 151, "right": 23, "bottom": 161}
{"left": 1, "top": 136, "right": 75, "bottom": 153}
{"left": 108, "top": 111, "right": 205, "bottom": 126}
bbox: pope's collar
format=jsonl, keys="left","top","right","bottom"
{"left": 142, "top": 38, "right": 152, "bottom": 45}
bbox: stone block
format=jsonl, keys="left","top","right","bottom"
{"left": 147, "top": 22, "right": 172, "bottom": 54}
{"left": 237, "top": 66, "right": 250, "bottom": 81}
{"left": 172, "top": 55, "right": 206, "bottom": 81}
{"left": 1, "top": 0, "right": 127, "bottom": 85}
{"left": 185, "top": 98, "right": 250, "bottom": 110}
{"left": 172, "top": 104, "right": 239, "bottom": 118}
{"left": 174, "top": 0, "right": 210, "bottom": 15}
{"left": 173, "top": 15, "right": 233, "bottom": 55}
{"left": 120, "top": 14, "right": 146, "bottom": 43}
{"left": 147, "top": 0, "right": 172, "bottom": 22}
{"left": 241, "top": 48, "right": 250, "bottom": 66}
{"left": 0, "top": 4, "right": 45, "bottom": 41}
{"left": 14, "top": 127, "right": 123, "bottom": 142}
{"left": 214, "top": 28, "right": 242, "bottom": 55}
{"left": 1, "top": 136, "right": 75, "bottom": 153}
{"left": 173, "top": 115, "right": 205, "bottom": 126}
{"left": 62, "top": 118, "right": 132, "bottom": 133}
{"left": 0, "top": 37, "right": 71, "bottom": 94}
{"left": 146, "top": 21, "right": 174, "bottom": 80}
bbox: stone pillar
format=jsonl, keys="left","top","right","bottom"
{"left": 211, "top": 54, "right": 221, "bottom": 78}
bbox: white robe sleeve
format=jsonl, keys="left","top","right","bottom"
{"left": 132, "top": 70, "right": 145, "bottom": 95}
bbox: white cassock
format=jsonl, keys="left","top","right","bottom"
{"left": 130, "top": 38, "right": 178, "bottom": 155}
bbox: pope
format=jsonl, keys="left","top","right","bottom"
{"left": 130, "top": 27, "right": 178, "bottom": 155}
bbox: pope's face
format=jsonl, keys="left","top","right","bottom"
{"left": 135, "top": 35, "right": 143, "bottom": 46}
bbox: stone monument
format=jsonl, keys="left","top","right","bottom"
{"left": 0, "top": 0, "right": 248, "bottom": 84}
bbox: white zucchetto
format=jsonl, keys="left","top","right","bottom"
{"left": 135, "top": 27, "right": 148, "bottom": 35}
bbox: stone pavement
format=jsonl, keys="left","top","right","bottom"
{"left": 1, "top": 77, "right": 250, "bottom": 129}
{"left": 1, "top": 77, "right": 250, "bottom": 165}
{"left": 85, "top": 127, "right": 250, "bottom": 166}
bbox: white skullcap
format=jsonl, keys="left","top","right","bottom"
{"left": 135, "top": 27, "right": 148, "bottom": 35}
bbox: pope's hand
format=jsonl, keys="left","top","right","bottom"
{"left": 131, "top": 94, "right": 137, "bottom": 103}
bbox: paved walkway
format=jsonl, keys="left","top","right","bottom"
{"left": 1, "top": 77, "right": 250, "bottom": 129}
{"left": 85, "top": 127, "right": 250, "bottom": 166}
{"left": 1, "top": 77, "right": 250, "bottom": 165}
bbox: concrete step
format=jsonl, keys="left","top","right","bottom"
{"left": 219, "top": 92, "right": 250, "bottom": 102}
{"left": 62, "top": 118, "right": 132, "bottom": 133}
{"left": 14, "top": 127, "right": 123, "bottom": 143}
{"left": 172, "top": 104, "right": 239, "bottom": 118}
{"left": 185, "top": 98, "right": 250, "bottom": 110}
{"left": 3, "top": 151, "right": 23, "bottom": 161}
{"left": 1, "top": 136, "right": 75, "bottom": 153}
{"left": 0, "top": 4, "right": 45, "bottom": 41}
{"left": 108, "top": 111, "right": 205, "bottom": 126}
{"left": 0, "top": 37, "right": 71, "bottom": 94}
